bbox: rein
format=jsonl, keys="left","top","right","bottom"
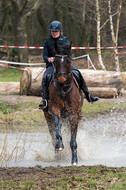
{"left": 54, "top": 74, "right": 74, "bottom": 101}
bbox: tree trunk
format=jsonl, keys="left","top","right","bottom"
{"left": 17, "top": 16, "right": 28, "bottom": 62}
{"left": 96, "top": 0, "right": 105, "bottom": 70}
{"left": 108, "top": 0, "right": 122, "bottom": 72}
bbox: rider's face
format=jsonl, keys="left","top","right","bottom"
{"left": 51, "top": 31, "right": 60, "bottom": 38}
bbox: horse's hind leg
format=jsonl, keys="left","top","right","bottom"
{"left": 55, "top": 115, "right": 64, "bottom": 151}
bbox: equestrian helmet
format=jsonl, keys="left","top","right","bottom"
{"left": 49, "top": 21, "right": 62, "bottom": 31}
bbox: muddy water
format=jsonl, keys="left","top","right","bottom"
{"left": 0, "top": 111, "right": 126, "bottom": 167}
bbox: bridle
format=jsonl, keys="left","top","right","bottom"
{"left": 54, "top": 54, "right": 72, "bottom": 80}
{"left": 53, "top": 54, "right": 74, "bottom": 101}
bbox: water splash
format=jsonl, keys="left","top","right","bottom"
{"left": 0, "top": 111, "right": 126, "bottom": 167}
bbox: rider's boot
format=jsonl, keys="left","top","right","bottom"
{"left": 73, "top": 70, "right": 99, "bottom": 103}
{"left": 80, "top": 77, "right": 99, "bottom": 103}
{"left": 84, "top": 89, "right": 99, "bottom": 103}
{"left": 39, "top": 75, "right": 49, "bottom": 111}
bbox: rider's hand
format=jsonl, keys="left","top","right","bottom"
{"left": 48, "top": 57, "right": 54, "bottom": 63}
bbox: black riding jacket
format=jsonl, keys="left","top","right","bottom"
{"left": 43, "top": 34, "right": 72, "bottom": 67}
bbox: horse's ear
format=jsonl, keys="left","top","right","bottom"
{"left": 54, "top": 42, "right": 60, "bottom": 54}
{"left": 67, "top": 41, "right": 72, "bottom": 52}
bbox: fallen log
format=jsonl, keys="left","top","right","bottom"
{"left": 88, "top": 87, "right": 118, "bottom": 98}
{"left": 20, "top": 68, "right": 125, "bottom": 98}
{"left": 0, "top": 82, "right": 20, "bottom": 94}
{"left": 121, "top": 72, "right": 126, "bottom": 90}
{"left": 81, "top": 69, "right": 123, "bottom": 94}
{"left": 20, "top": 67, "right": 44, "bottom": 96}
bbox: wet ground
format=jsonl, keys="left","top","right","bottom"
{"left": 0, "top": 109, "right": 126, "bottom": 168}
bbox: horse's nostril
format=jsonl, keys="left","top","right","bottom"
{"left": 58, "top": 76, "right": 66, "bottom": 85}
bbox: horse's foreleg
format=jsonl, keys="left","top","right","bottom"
{"left": 70, "top": 130, "right": 78, "bottom": 165}
{"left": 69, "top": 111, "right": 79, "bottom": 165}
{"left": 55, "top": 115, "right": 64, "bottom": 151}
{"left": 44, "top": 112, "right": 56, "bottom": 147}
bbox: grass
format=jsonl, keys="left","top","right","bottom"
{"left": 0, "top": 180, "right": 37, "bottom": 190}
{"left": 0, "top": 100, "right": 46, "bottom": 132}
{"left": 0, "top": 166, "right": 125, "bottom": 189}
{"left": 0, "top": 68, "right": 21, "bottom": 82}
{"left": 0, "top": 100, "right": 21, "bottom": 114}
{"left": 46, "top": 166, "right": 126, "bottom": 190}
{"left": 81, "top": 102, "right": 126, "bottom": 118}
{"left": 0, "top": 99, "right": 126, "bottom": 132}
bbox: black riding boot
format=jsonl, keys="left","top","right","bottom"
{"left": 79, "top": 72, "right": 99, "bottom": 102}
{"left": 39, "top": 68, "right": 53, "bottom": 110}
{"left": 39, "top": 74, "right": 49, "bottom": 110}
{"left": 72, "top": 67, "right": 99, "bottom": 103}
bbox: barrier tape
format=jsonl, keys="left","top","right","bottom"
{"left": 0, "top": 87, "right": 20, "bottom": 91}
{"left": 0, "top": 45, "right": 126, "bottom": 50}
{"left": 0, "top": 63, "right": 45, "bottom": 72}
{"left": 114, "top": 52, "right": 126, "bottom": 55}
{"left": 0, "top": 60, "right": 43, "bottom": 66}
{"left": 0, "top": 63, "right": 32, "bottom": 71}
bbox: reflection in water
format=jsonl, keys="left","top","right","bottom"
{"left": 0, "top": 111, "right": 126, "bottom": 167}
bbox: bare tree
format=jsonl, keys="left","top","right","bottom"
{"left": 1, "top": 0, "right": 42, "bottom": 62}
{"left": 96, "top": 0, "right": 106, "bottom": 70}
{"left": 108, "top": 0, "right": 122, "bottom": 72}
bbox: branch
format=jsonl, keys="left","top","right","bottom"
{"left": 19, "top": 0, "right": 29, "bottom": 15}
{"left": 24, "top": 0, "right": 42, "bottom": 19}
{"left": 100, "top": 7, "right": 120, "bottom": 31}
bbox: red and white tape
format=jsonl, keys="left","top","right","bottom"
{"left": 0, "top": 63, "right": 45, "bottom": 73}
{"left": 0, "top": 87, "right": 20, "bottom": 91}
{"left": 0, "top": 60, "right": 43, "bottom": 66}
{"left": 0, "top": 45, "right": 126, "bottom": 50}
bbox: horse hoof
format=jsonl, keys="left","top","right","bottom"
{"left": 72, "top": 162, "right": 77, "bottom": 166}
{"left": 55, "top": 141, "right": 64, "bottom": 151}
{"left": 56, "top": 147, "right": 64, "bottom": 151}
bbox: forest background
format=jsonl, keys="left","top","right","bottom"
{"left": 0, "top": 0, "right": 126, "bottom": 72}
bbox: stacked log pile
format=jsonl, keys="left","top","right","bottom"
{"left": 20, "top": 68, "right": 126, "bottom": 98}
{"left": 81, "top": 69, "right": 123, "bottom": 98}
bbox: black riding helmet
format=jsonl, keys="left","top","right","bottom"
{"left": 49, "top": 21, "right": 62, "bottom": 31}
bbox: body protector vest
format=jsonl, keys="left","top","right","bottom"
{"left": 43, "top": 34, "right": 71, "bottom": 66}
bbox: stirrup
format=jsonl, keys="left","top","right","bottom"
{"left": 39, "top": 99, "right": 48, "bottom": 109}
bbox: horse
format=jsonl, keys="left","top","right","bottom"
{"left": 44, "top": 42, "right": 84, "bottom": 165}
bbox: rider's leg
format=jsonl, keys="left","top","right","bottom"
{"left": 39, "top": 66, "right": 53, "bottom": 109}
{"left": 71, "top": 65, "right": 99, "bottom": 103}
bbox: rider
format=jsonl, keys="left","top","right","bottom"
{"left": 39, "top": 21, "right": 99, "bottom": 110}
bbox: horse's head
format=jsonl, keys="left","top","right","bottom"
{"left": 54, "top": 42, "right": 72, "bottom": 86}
